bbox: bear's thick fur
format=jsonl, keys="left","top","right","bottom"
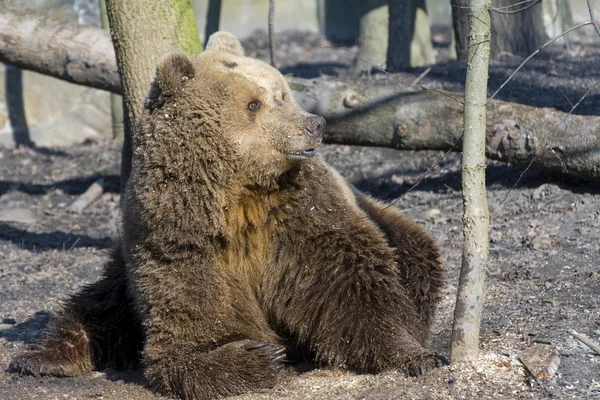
{"left": 10, "top": 32, "right": 445, "bottom": 399}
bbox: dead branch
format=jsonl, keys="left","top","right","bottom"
{"left": 67, "top": 179, "right": 105, "bottom": 213}
{"left": 489, "top": 0, "right": 542, "bottom": 14}
{"left": 569, "top": 329, "right": 600, "bottom": 355}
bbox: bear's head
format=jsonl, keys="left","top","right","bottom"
{"left": 142, "top": 32, "right": 325, "bottom": 189}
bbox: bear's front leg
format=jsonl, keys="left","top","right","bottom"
{"left": 266, "top": 208, "right": 445, "bottom": 376}
{"left": 352, "top": 191, "right": 444, "bottom": 341}
{"left": 129, "top": 252, "right": 285, "bottom": 400}
{"left": 144, "top": 339, "right": 285, "bottom": 400}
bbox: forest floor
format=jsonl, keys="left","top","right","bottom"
{"left": 1, "top": 28, "right": 599, "bottom": 399}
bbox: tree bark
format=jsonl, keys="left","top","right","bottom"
{"left": 2, "top": 7, "right": 599, "bottom": 183}
{"left": 387, "top": 0, "right": 434, "bottom": 72}
{"left": 543, "top": 0, "right": 578, "bottom": 45}
{"left": 453, "top": 0, "right": 547, "bottom": 60}
{"left": 451, "top": 0, "right": 469, "bottom": 62}
{"left": 451, "top": 0, "right": 491, "bottom": 363}
{"left": 204, "top": 0, "right": 222, "bottom": 47}
{"left": 352, "top": 0, "right": 388, "bottom": 74}
{"left": 490, "top": 0, "right": 547, "bottom": 57}
{"left": 99, "top": 0, "right": 124, "bottom": 139}
{"left": 104, "top": 0, "right": 202, "bottom": 192}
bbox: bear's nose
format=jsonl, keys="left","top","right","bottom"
{"left": 305, "top": 115, "right": 325, "bottom": 139}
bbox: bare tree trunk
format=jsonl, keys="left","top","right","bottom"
{"left": 268, "top": 0, "right": 275, "bottom": 67}
{"left": 204, "top": 0, "right": 221, "bottom": 47}
{"left": 453, "top": 0, "right": 547, "bottom": 59}
{"left": 387, "top": 0, "right": 434, "bottom": 72}
{"left": 451, "top": 0, "right": 491, "bottom": 363}
{"left": 352, "top": 0, "right": 388, "bottom": 74}
{"left": 543, "top": 0, "right": 578, "bottom": 46}
{"left": 5, "top": 66, "right": 33, "bottom": 147}
{"left": 451, "top": 0, "right": 469, "bottom": 62}
{"left": 490, "top": 0, "right": 547, "bottom": 57}
{"left": 99, "top": 0, "right": 124, "bottom": 140}
{"left": 2, "top": 8, "right": 599, "bottom": 182}
{"left": 104, "top": 0, "right": 202, "bottom": 192}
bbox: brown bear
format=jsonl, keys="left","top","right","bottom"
{"left": 9, "top": 32, "right": 445, "bottom": 399}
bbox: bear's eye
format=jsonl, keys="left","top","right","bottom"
{"left": 247, "top": 100, "right": 261, "bottom": 111}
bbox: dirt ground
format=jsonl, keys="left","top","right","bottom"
{"left": 1, "top": 28, "right": 600, "bottom": 400}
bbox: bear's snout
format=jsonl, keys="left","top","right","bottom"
{"left": 305, "top": 115, "right": 325, "bottom": 139}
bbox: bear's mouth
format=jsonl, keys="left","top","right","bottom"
{"left": 289, "top": 148, "right": 317, "bottom": 158}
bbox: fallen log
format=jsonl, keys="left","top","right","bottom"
{"left": 292, "top": 78, "right": 600, "bottom": 182}
{"left": 1, "top": 3, "right": 599, "bottom": 182}
{"left": 0, "top": 1, "right": 120, "bottom": 94}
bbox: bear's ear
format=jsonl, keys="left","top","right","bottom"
{"left": 205, "top": 31, "right": 245, "bottom": 56}
{"left": 157, "top": 51, "right": 195, "bottom": 93}
{"left": 145, "top": 52, "right": 194, "bottom": 109}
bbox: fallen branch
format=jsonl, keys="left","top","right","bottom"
{"left": 1, "top": 3, "right": 599, "bottom": 182}
{"left": 0, "top": 1, "right": 120, "bottom": 94}
{"left": 569, "top": 329, "right": 600, "bottom": 355}
{"left": 67, "top": 179, "right": 105, "bottom": 214}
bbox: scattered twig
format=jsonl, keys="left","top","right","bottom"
{"left": 410, "top": 67, "right": 431, "bottom": 86}
{"left": 68, "top": 237, "right": 81, "bottom": 252}
{"left": 557, "top": 88, "right": 574, "bottom": 109}
{"left": 489, "top": 0, "right": 542, "bottom": 14}
{"left": 373, "top": 137, "right": 463, "bottom": 215}
{"left": 67, "top": 179, "right": 105, "bottom": 214}
{"left": 558, "top": 80, "right": 600, "bottom": 128}
{"left": 482, "top": 0, "right": 535, "bottom": 11}
{"left": 499, "top": 154, "right": 541, "bottom": 205}
{"left": 569, "top": 329, "right": 600, "bottom": 355}
{"left": 487, "top": 21, "right": 592, "bottom": 104}
{"left": 268, "top": 0, "right": 275, "bottom": 67}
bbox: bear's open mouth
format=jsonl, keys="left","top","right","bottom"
{"left": 289, "top": 148, "right": 317, "bottom": 158}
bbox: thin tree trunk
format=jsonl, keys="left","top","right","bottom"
{"left": 451, "top": 0, "right": 469, "bottom": 62}
{"left": 99, "top": 0, "right": 124, "bottom": 140}
{"left": 543, "top": 0, "right": 577, "bottom": 46}
{"left": 451, "top": 0, "right": 491, "bottom": 363}
{"left": 2, "top": 8, "right": 599, "bottom": 182}
{"left": 268, "top": 0, "right": 275, "bottom": 67}
{"left": 104, "top": 0, "right": 202, "bottom": 192}
{"left": 387, "top": 0, "right": 434, "bottom": 72}
{"left": 352, "top": 0, "right": 388, "bottom": 74}
{"left": 5, "top": 66, "right": 33, "bottom": 147}
{"left": 204, "top": 0, "right": 221, "bottom": 47}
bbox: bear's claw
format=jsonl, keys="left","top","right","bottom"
{"left": 403, "top": 352, "right": 449, "bottom": 377}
